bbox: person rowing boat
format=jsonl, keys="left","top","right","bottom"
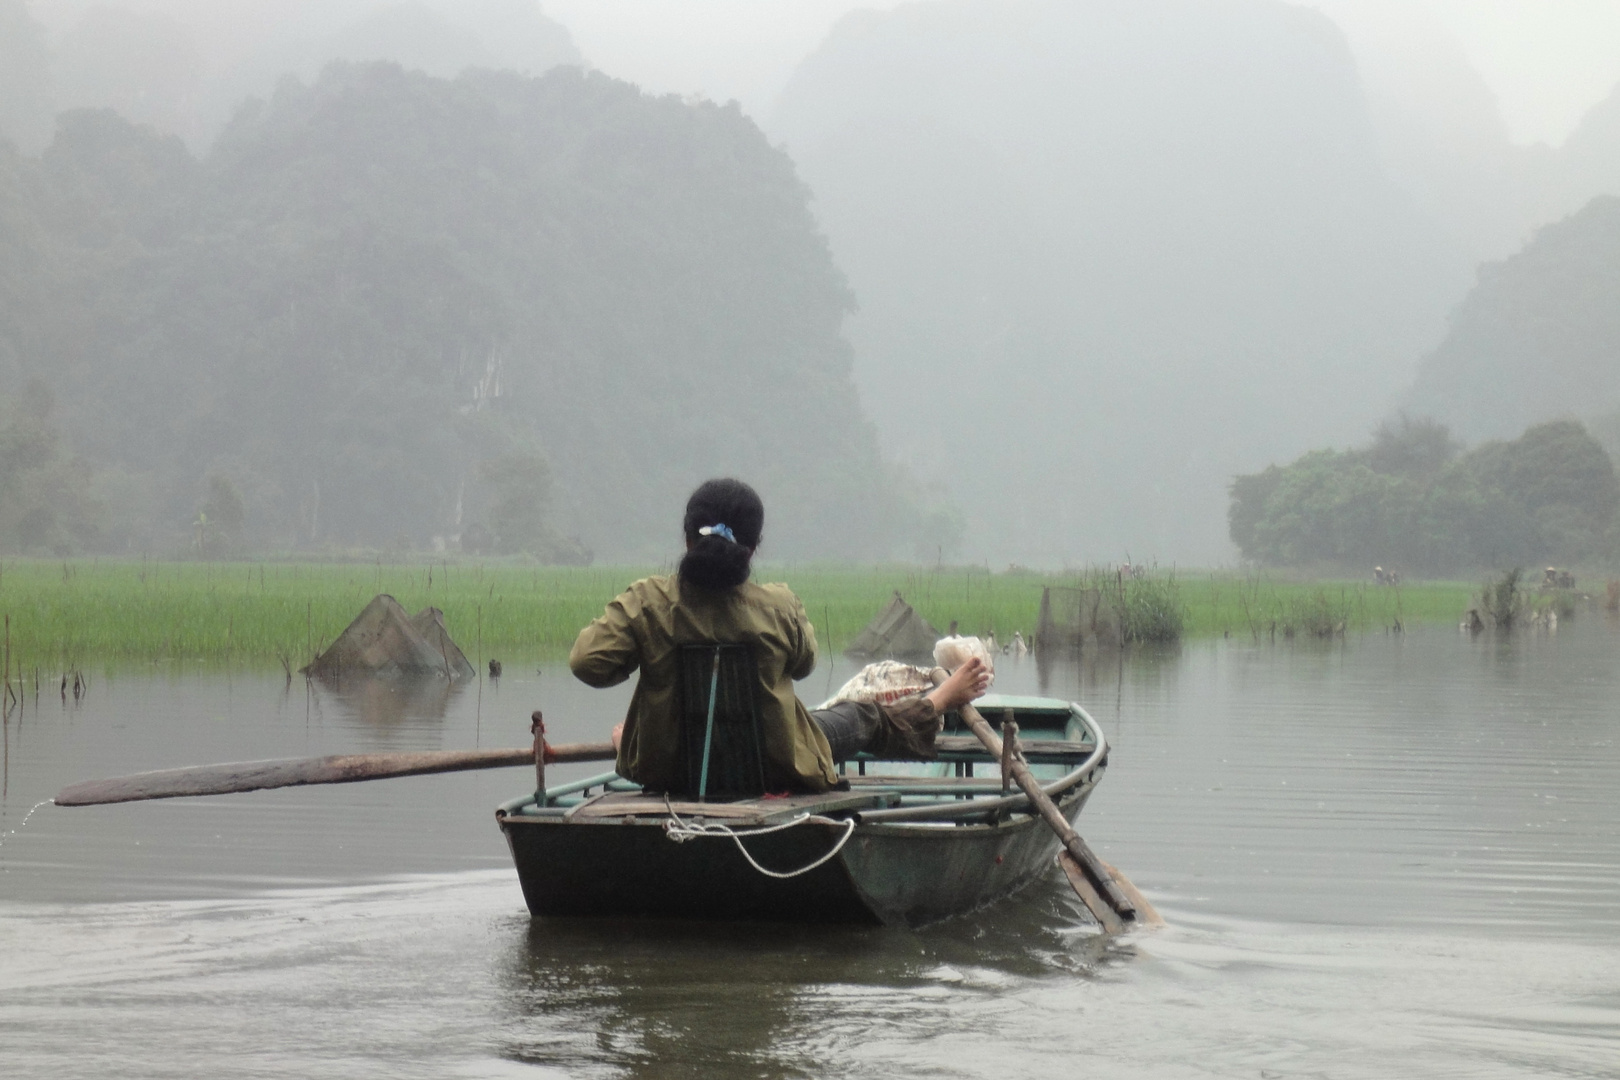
{"left": 568, "top": 478, "right": 989, "bottom": 793}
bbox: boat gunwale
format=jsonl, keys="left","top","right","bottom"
{"left": 850, "top": 701, "right": 1107, "bottom": 824}
{"left": 496, "top": 700, "right": 1107, "bottom": 829}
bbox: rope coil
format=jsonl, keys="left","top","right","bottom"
{"left": 662, "top": 797, "right": 857, "bottom": 879}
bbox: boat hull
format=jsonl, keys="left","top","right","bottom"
{"left": 498, "top": 782, "right": 1096, "bottom": 927}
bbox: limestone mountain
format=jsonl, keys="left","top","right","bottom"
{"left": 1406, "top": 195, "right": 1620, "bottom": 442}
{"left": 0, "top": 63, "right": 943, "bottom": 559}
{"left": 770, "top": 0, "right": 1472, "bottom": 564}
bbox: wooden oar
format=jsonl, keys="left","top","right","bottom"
{"left": 54, "top": 739, "right": 616, "bottom": 807}
{"left": 957, "top": 701, "right": 1159, "bottom": 929}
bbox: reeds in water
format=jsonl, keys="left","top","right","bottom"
{"left": 0, "top": 559, "right": 1480, "bottom": 669}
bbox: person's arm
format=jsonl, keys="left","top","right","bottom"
{"left": 569, "top": 589, "right": 642, "bottom": 687}
{"left": 788, "top": 598, "right": 818, "bottom": 681}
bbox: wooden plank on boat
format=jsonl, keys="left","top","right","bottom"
{"left": 847, "top": 775, "right": 1020, "bottom": 791}
{"left": 1059, "top": 851, "right": 1126, "bottom": 933}
{"left": 933, "top": 735, "right": 1094, "bottom": 762}
{"left": 567, "top": 793, "right": 760, "bottom": 822}
{"left": 757, "top": 791, "right": 896, "bottom": 822}
{"left": 565, "top": 790, "right": 889, "bottom": 825}
{"left": 562, "top": 790, "right": 614, "bottom": 820}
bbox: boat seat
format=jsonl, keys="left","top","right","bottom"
{"left": 565, "top": 790, "right": 895, "bottom": 825}
{"left": 674, "top": 643, "right": 765, "bottom": 801}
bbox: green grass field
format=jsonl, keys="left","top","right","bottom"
{"left": 0, "top": 560, "right": 1480, "bottom": 674}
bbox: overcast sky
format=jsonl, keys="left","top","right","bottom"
{"left": 25, "top": 0, "right": 1620, "bottom": 144}
{"left": 539, "top": 0, "right": 1620, "bottom": 146}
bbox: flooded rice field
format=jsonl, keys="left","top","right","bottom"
{"left": 2, "top": 621, "right": 1618, "bottom": 1078}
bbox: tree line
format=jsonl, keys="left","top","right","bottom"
{"left": 1230, "top": 417, "right": 1619, "bottom": 574}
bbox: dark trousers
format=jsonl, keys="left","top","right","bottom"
{"left": 810, "top": 701, "right": 884, "bottom": 761}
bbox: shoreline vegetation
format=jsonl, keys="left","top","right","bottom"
{"left": 0, "top": 560, "right": 1500, "bottom": 673}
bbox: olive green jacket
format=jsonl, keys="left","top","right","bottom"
{"left": 568, "top": 574, "right": 840, "bottom": 793}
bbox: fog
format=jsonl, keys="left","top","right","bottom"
{"left": 2, "top": 0, "right": 1618, "bottom": 565}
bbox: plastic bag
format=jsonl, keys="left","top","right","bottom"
{"left": 932, "top": 635, "right": 995, "bottom": 686}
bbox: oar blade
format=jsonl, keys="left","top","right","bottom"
{"left": 1059, "top": 850, "right": 1127, "bottom": 933}
{"left": 56, "top": 757, "right": 327, "bottom": 806}
{"left": 55, "top": 748, "right": 535, "bottom": 807}
{"left": 1101, "top": 860, "right": 1164, "bottom": 928}
{"left": 52, "top": 740, "right": 618, "bottom": 807}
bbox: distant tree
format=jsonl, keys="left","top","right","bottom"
{"left": 1358, "top": 414, "right": 1460, "bottom": 478}
{"left": 1231, "top": 418, "right": 1618, "bottom": 571}
{"left": 1228, "top": 465, "right": 1286, "bottom": 557}
{"left": 1588, "top": 409, "right": 1620, "bottom": 467}
{"left": 0, "top": 381, "right": 105, "bottom": 554}
{"left": 194, "top": 474, "right": 246, "bottom": 556}
{"left": 1466, "top": 420, "right": 1619, "bottom": 530}
{"left": 481, "top": 452, "right": 552, "bottom": 555}
{"left": 1243, "top": 450, "right": 1416, "bottom": 567}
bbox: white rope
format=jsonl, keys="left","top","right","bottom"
{"left": 662, "top": 798, "right": 858, "bottom": 879}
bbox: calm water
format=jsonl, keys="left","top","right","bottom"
{"left": 2, "top": 620, "right": 1618, "bottom": 1077}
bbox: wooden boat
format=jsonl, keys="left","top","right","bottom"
{"left": 494, "top": 693, "right": 1108, "bottom": 927}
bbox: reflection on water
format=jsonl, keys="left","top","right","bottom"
{"left": 1, "top": 620, "right": 1618, "bottom": 1076}
{"left": 308, "top": 672, "right": 468, "bottom": 729}
{"left": 500, "top": 883, "right": 1120, "bottom": 1079}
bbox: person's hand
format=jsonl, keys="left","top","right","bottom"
{"left": 927, "top": 656, "right": 991, "bottom": 714}
{"left": 611, "top": 722, "right": 624, "bottom": 752}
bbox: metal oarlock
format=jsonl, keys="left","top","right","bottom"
{"left": 531, "top": 710, "right": 546, "bottom": 804}
{"left": 1000, "top": 712, "right": 1020, "bottom": 794}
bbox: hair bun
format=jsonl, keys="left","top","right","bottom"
{"left": 679, "top": 480, "right": 763, "bottom": 591}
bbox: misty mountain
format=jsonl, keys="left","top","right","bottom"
{"left": 1561, "top": 85, "right": 1620, "bottom": 218}
{"left": 1333, "top": 10, "right": 1557, "bottom": 262}
{"left": 0, "top": 0, "right": 582, "bottom": 152}
{"left": 1367, "top": 72, "right": 1620, "bottom": 267}
{"left": 197, "top": 1, "right": 583, "bottom": 145}
{"left": 1405, "top": 195, "right": 1620, "bottom": 443}
{"left": 769, "top": 0, "right": 1472, "bottom": 565}
{"left": 0, "top": 1, "right": 52, "bottom": 152}
{"left": 51, "top": 6, "right": 205, "bottom": 142}
{"left": 0, "top": 63, "right": 944, "bottom": 560}
{"left": 1335, "top": 8, "right": 1620, "bottom": 266}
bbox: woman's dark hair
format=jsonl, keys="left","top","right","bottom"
{"left": 679, "top": 478, "right": 764, "bottom": 591}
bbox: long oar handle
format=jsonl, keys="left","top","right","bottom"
{"left": 958, "top": 702, "right": 1137, "bottom": 921}
{"left": 54, "top": 740, "right": 617, "bottom": 807}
